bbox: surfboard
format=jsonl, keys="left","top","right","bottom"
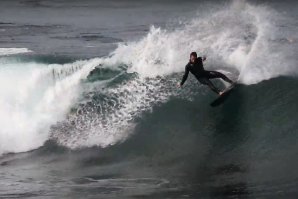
{"left": 210, "top": 83, "right": 236, "bottom": 107}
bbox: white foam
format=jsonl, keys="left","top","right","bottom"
{"left": 0, "top": 58, "right": 101, "bottom": 155}
{"left": 109, "top": 0, "right": 295, "bottom": 84}
{"left": 52, "top": 76, "right": 176, "bottom": 149}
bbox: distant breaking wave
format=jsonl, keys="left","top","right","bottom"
{"left": 0, "top": 48, "right": 32, "bottom": 56}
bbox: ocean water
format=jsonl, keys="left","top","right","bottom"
{"left": 0, "top": 0, "right": 298, "bottom": 198}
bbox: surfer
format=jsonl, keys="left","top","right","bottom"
{"left": 177, "top": 52, "right": 234, "bottom": 95}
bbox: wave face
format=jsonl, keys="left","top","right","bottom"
{"left": 0, "top": 0, "right": 297, "bottom": 155}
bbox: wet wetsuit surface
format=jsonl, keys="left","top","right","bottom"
{"left": 180, "top": 57, "right": 233, "bottom": 94}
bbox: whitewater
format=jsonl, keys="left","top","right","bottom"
{"left": 0, "top": 0, "right": 296, "bottom": 155}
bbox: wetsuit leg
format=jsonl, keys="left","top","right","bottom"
{"left": 206, "top": 71, "right": 233, "bottom": 84}
{"left": 198, "top": 78, "right": 220, "bottom": 94}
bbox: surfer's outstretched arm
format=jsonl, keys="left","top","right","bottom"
{"left": 179, "top": 64, "right": 190, "bottom": 86}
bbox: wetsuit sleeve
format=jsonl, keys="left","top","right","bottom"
{"left": 180, "top": 64, "right": 190, "bottom": 86}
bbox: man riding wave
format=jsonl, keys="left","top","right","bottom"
{"left": 178, "top": 52, "right": 234, "bottom": 95}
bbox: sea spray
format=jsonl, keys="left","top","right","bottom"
{"left": 1, "top": 0, "right": 296, "bottom": 154}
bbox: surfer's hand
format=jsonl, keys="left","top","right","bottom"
{"left": 177, "top": 82, "right": 181, "bottom": 88}
{"left": 202, "top": 56, "right": 207, "bottom": 61}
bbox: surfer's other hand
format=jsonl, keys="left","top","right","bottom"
{"left": 177, "top": 82, "right": 182, "bottom": 88}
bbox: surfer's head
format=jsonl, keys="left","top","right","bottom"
{"left": 190, "top": 52, "right": 197, "bottom": 63}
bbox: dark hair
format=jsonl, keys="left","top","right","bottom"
{"left": 190, "top": 52, "right": 197, "bottom": 58}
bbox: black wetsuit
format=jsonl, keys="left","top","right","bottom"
{"left": 180, "top": 57, "right": 233, "bottom": 94}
